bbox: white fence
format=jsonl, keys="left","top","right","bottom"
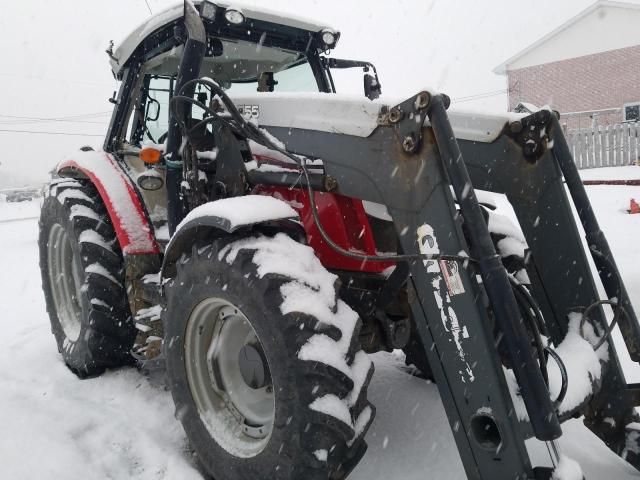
{"left": 565, "top": 122, "right": 640, "bottom": 169}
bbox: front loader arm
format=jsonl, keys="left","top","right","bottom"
{"left": 259, "top": 94, "right": 549, "bottom": 479}
{"left": 255, "top": 91, "right": 640, "bottom": 479}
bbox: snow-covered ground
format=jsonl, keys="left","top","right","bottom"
{"left": 1, "top": 168, "right": 639, "bottom": 479}
{"left": 579, "top": 166, "right": 640, "bottom": 181}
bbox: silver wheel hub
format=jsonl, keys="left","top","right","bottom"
{"left": 47, "top": 224, "right": 83, "bottom": 342}
{"left": 185, "top": 298, "right": 275, "bottom": 458}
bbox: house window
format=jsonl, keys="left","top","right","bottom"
{"left": 623, "top": 102, "right": 640, "bottom": 123}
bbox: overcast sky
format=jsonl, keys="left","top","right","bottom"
{"left": 0, "top": 0, "right": 633, "bottom": 187}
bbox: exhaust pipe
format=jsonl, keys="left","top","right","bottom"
{"left": 165, "top": 0, "right": 207, "bottom": 235}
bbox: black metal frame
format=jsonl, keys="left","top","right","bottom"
{"left": 163, "top": 2, "right": 207, "bottom": 233}
{"left": 103, "top": 67, "right": 138, "bottom": 153}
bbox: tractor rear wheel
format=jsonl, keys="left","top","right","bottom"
{"left": 164, "top": 233, "right": 375, "bottom": 480}
{"left": 39, "top": 178, "right": 136, "bottom": 377}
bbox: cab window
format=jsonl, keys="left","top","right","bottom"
{"left": 225, "top": 60, "right": 319, "bottom": 94}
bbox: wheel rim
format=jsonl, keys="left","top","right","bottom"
{"left": 47, "top": 224, "right": 83, "bottom": 342}
{"left": 185, "top": 297, "right": 275, "bottom": 458}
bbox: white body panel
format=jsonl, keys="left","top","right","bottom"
{"left": 229, "top": 92, "right": 511, "bottom": 143}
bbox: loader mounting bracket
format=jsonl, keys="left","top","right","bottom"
{"left": 378, "top": 91, "right": 444, "bottom": 154}
{"left": 507, "top": 109, "right": 555, "bottom": 161}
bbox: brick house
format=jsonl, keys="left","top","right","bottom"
{"left": 494, "top": 1, "right": 640, "bottom": 130}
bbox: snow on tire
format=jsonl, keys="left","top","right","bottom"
{"left": 39, "top": 177, "right": 135, "bottom": 377}
{"left": 164, "top": 233, "right": 375, "bottom": 480}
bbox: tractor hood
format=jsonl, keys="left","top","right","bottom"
{"left": 228, "top": 92, "right": 516, "bottom": 143}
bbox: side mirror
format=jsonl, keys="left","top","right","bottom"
{"left": 364, "top": 74, "right": 381, "bottom": 101}
{"left": 258, "top": 72, "right": 278, "bottom": 92}
{"left": 322, "top": 58, "right": 383, "bottom": 100}
{"left": 145, "top": 97, "right": 160, "bottom": 122}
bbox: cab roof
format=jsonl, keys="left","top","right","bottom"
{"left": 109, "top": 0, "right": 338, "bottom": 77}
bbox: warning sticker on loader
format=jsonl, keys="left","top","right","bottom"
{"left": 417, "top": 224, "right": 475, "bottom": 383}
{"left": 439, "top": 260, "right": 465, "bottom": 296}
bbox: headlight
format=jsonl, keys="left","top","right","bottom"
{"left": 200, "top": 1, "right": 217, "bottom": 21}
{"left": 137, "top": 170, "right": 164, "bottom": 191}
{"left": 224, "top": 8, "right": 245, "bottom": 25}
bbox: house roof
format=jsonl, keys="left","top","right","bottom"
{"left": 493, "top": 0, "right": 640, "bottom": 74}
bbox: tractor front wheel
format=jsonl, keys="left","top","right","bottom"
{"left": 164, "top": 233, "right": 375, "bottom": 480}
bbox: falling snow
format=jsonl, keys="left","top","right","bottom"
{"left": 1, "top": 171, "right": 639, "bottom": 478}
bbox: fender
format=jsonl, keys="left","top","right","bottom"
{"left": 57, "top": 150, "right": 160, "bottom": 255}
{"left": 161, "top": 195, "right": 300, "bottom": 278}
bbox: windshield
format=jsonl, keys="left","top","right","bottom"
{"left": 129, "top": 38, "right": 324, "bottom": 145}
{"left": 225, "top": 61, "right": 319, "bottom": 94}
{"left": 143, "top": 38, "right": 322, "bottom": 94}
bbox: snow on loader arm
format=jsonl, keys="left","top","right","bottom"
{"left": 38, "top": 1, "right": 640, "bottom": 479}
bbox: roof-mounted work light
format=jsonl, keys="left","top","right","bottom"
{"left": 320, "top": 29, "right": 338, "bottom": 49}
{"left": 224, "top": 8, "right": 245, "bottom": 25}
{"left": 200, "top": 1, "right": 218, "bottom": 21}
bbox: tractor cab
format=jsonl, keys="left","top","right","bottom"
{"left": 105, "top": 1, "right": 382, "bottom": 242}
{"left": 107, "top": 1, "right": 381, "bottom": 148}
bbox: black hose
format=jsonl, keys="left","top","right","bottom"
{"left": 510, "top": 277, "right": 549, "bottom": 386}
{"left": 509, "top": 275, "right": 570, "bottom": 407}
{"left": 507, "top": 247, "right": 624, "bottom": 411}
{"left": 169, "top": 78, "right": 475, "bottom": 265}
{"left": 509, "top": 276, "right": 549, "bottom": 338}
{"left": 579, "top": 299, "right": 627, "bottom": 351}
{"left": 578, "top": 247, "right": 628, "bottom": 351}
{"left": 544, "top": 347, "right": 569, "bottom": 407}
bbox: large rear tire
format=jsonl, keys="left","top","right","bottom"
{"left": 39, "top": 178, "right": 136, "bottom": 378}
{"left": 164, "top": 233, "right": 375, "bottom": 480}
